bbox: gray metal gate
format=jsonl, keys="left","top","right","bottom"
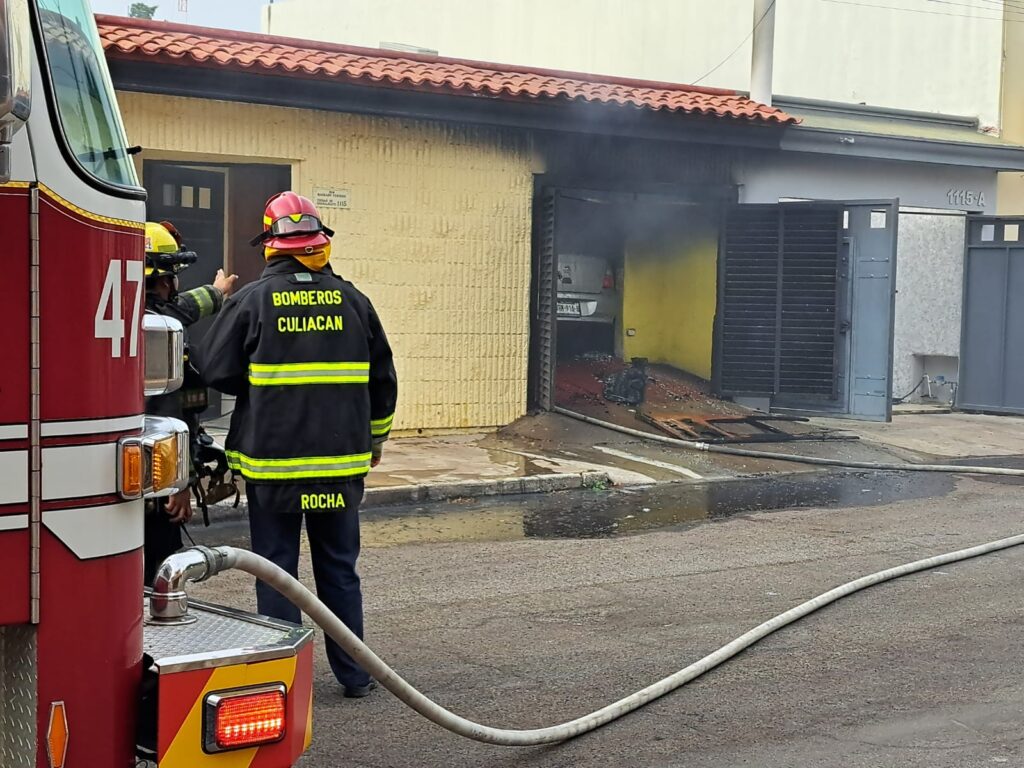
{"left": 846, "top": 202, "right": 899, "bottom": 421}
{"left": 718, "top": 204, "right": 843, "bottom": 400}
{"left": 717, "top": 200, "right": 898, "bottom": 421}
{"left": 958, "top": 217, "right": 1024, "bottom": 414}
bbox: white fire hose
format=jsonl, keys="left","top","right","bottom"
{"left": 168, "top": 537, "right": 1024, "bottom": 746}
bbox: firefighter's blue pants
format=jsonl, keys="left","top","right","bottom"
{"left": 246, "top": 480, "right": 370, "bottom": 689}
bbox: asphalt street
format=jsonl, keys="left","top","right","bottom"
{"left": 188, "top": 469, "right": 1024, "bottom": 767}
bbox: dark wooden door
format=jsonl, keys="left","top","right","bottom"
{"left": 144, "top": 162, "right": 227, "bottom": 416}
{"left": 227, "top": 164, "right": 292, "bottom": 288}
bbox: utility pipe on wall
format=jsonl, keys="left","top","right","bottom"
{"left": 750, "top": 0, "right": 777, "bottom": 106}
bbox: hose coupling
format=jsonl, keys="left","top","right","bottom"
{"left": 148, "top": 545, "right": 236, "bottom": 625}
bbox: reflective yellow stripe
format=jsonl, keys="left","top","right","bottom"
{"left": 226, "top": 450, "right": 372, "bottom": 480}
{"left": 250, "top": 362, "right": 369, "bottom": 373}
{"left": 248, "top": 361, "right": 370, "bottom": 386}
{"left": 183, "top": 286, "right": 213, "bottom": 317}
{"left": 39, "top": 183, "right": 144, "bottom": 230}
{"left": 371, "top": 413, "right": 395, "bottom": 436}
{"left": 252, "top": 375, "right": 369, "bottom": 385}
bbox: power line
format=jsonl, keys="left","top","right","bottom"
{"left": 691, "top": 0, "right": 778, "bottom": 86}
{"left": 820, "top": 0, "right": 1016, "bottom": 22}
{"left": 928, "top": 0, "right": 1024, "bottom": 16}
{"left": 971, "top": 0, "right": 1024, "bottom": 11}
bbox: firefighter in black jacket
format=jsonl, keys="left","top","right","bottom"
{"left": 143, "top": 221, "right": 237, "bottom": 584}
{"left": 193, "top": 192, "right": 398, "bottom": 699}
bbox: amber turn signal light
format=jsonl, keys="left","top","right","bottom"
{"left": 118, "top": 441, "right": 142, "bottom": 499}
{"left": 150, "top": 434, "right": 179, "bottom": 493}
{"left": 46, "top": 701, "right": 69, "bottom": 768}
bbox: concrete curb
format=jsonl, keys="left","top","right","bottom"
{"left": 205, "top": 471, "right": 611, "bottom": 522}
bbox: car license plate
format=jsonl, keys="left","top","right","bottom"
{"left": 557, "top": 301, "right": 581, "bottom": 316}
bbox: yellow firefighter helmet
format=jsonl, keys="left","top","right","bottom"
{"left": 145, "top": 221, "right": 197, "bottom": 277}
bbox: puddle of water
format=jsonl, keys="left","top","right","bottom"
{"left": 360, "top": 470, "right": 956, "bottom": 546}
{"left": 193, "top": 471, "right": 957, "bottom": 550}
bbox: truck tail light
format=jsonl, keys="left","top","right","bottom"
{"left": 603, "top": 270, "right": 615, "bottom": 289}
{"left": 204, "top": 684, "right": 287, "bottom": 753}
{"left": 120, "top": 442, "right": 142, "bottom": 498}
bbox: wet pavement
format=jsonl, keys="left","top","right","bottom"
{"left": 205, "top": 412, "right": 1017, "bottom": 512}
{"left": 184, "top": 471, "right": 1024, "bottom": 768}
{"left": 191, "top": 469, "right": 956, "bottom": 549}
{"left": 366, "top": 469, "right": 955, "bottom": 544}
{"left": 203, "top": 410, "right": 1024, "bottom": 517}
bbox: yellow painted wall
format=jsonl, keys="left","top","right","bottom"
{"left": 999, "top": 10, "right": 1024, "bottom": 214}
{"left": 622, "top": 210, "right": 718, "bottom": 380}
{"left": 117, "top": 92, "right": 534, "bottom": 432}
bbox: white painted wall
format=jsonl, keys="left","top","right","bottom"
{"left": 737, "top": 154, "right": 999, "bottom": 213}
{"left": 263, "top": 0, "right": 1005, "bottom": 128}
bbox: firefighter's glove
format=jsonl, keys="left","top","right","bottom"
{"left": 371, "top": 443, "right": 384, "bottom": 468}
{"left": 165, "top": 489, "right": 194, "bottom": 524}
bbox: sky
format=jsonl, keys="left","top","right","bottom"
{"left": 90, "top": 0, "right": 268, "bottom": 31}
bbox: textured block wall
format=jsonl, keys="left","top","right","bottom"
{"left": 892, "top": 212, "right": 966, "bottom": 399}
{"left": 118, "top": 92, "right": 535, "bottom": 432}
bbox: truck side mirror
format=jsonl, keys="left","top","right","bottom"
{"left": 143, "top": 313, "right": 185, "bottom": 397}
{"left": 0, "top": 0, "right": 31, "bottom": 182}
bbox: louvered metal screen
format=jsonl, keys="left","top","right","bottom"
{"left": 719, "top": 205, "right": 841, "bottom": 398}
{"left": 533, "top": 190, "right": 558, "bottom": 410}
{"left": 720, "top": 207, "right": 779, "bottom": 394}
{"left": 779, "top": 207, "right": 841, "bottom": 397}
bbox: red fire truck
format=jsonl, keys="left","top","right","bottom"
{"left": 0, "top": 1, "right": 313, "bottom": 765}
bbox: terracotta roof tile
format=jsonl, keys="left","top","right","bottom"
{"left": 97, "top": 15, "right": 795, "bottom": 124}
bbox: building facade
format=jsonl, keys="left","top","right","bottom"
{"left": 102, "top": 13, "right": 1024, "bottom": 429}
{"left": 261, "top": 1, "right": 1024, "bottom": 408}
{"left": 263, "top": 0, "right": 1006, "bottom": 129}
{"left": 122, "top": 93, "right": 535, "bottom": 430}
{"left": 101, "top": 14, "right": 790, "bottom": 433}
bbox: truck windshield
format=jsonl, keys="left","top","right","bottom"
{"left": 38, "top": 0, "right": 138, "bottom": 187}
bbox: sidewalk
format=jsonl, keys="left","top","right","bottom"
{"left": 810, "top": 411, "right": 1024, "bottom": 461}
{"left": 204, "top": 409, "right": 1024, "bottom": 518}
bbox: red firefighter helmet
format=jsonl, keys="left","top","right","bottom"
{"left": 251, "top": 191, "right": 334, "bottom": 251}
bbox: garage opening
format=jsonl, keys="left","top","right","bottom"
{"left": 531, "top": 192, "right": 898, "bottom": 424}
{"left": 554, "top": 193, "right": 623, "bottom": 361}
{"left": 531, "top": 185, "right": 731, "bottom": 424}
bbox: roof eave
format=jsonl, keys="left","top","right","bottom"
{"left": 782, "top": 126, "right": 1024, "bottom": 170}
{"left": 773, "top": 95, "right": 980, "bottom": 129}
{"left": 107, "top": 58, "right": 791, "bottom": 149}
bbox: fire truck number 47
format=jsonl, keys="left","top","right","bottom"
{"left": 94, "top": 258, "right": 144, "bottom": 358}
